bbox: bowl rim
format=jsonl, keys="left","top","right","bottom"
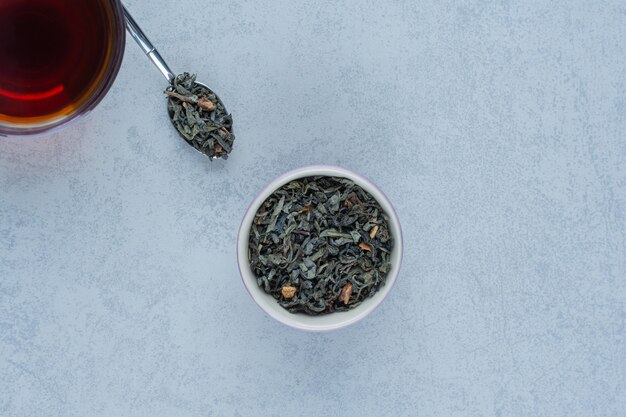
{"left": 0, "top": 0, "right": 126, "bottom": 137}
{"left": 237, "top": 165, "right": 403, "bottom": 332}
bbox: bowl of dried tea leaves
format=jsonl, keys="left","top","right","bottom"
{"left": 237, "top": 166, "right": 403, "bottom": 331}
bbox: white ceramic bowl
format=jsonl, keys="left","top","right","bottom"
{"left": 237, "top": 165, "right": 403, "bottom": 332}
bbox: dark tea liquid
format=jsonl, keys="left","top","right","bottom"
{"left": 0, "top": 0, "right": 116, "bottom": 124}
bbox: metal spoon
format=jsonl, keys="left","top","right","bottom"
{"left": 123, "top": 6, "right": 231, "bottom": 156}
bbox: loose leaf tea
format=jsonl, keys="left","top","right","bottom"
{"left": 165, "top": 73, "right": 234, "bottom": 159}
{"left": 248, "top": 176, "right": 394, "bottom": 315}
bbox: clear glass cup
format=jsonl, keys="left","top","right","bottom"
{"left": 0, "top": 0, "right": 126, "bottom": 137}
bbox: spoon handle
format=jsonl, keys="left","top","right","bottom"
{"left": 123, "top": 5, "right": 176, "bottom": 84}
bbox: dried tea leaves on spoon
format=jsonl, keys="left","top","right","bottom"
{"left": 248, "top": 176, "right": 394, "bottom": 315}
{"left": 165, "top": 73, "right": 234, "bottom": 159}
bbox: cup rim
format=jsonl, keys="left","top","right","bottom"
{"left": 237, "top": 165, "right": 404, "bottom": 332}
{"left": 0, "top": 0, "right": 126, "bottom": 137}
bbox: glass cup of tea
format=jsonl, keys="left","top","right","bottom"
{"left": 0, "top": 0, "right": 126, "bottom": 137}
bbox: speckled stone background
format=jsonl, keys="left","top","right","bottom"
{"left": 1, "top": 1, "right": 625, "bottom": 416}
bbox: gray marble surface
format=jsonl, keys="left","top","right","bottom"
{"left": 1, "top": 1, "right": 625, "bottom": 416}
